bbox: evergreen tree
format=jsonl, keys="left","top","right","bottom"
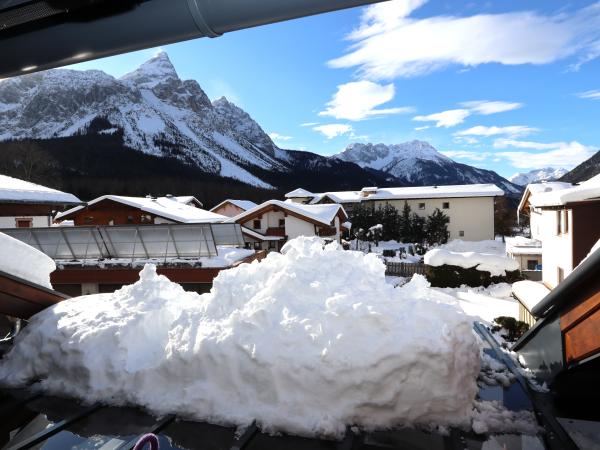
{"left": 425, "top": 208, "right": 450, "bottom": 245}
{"left": 410, "top": 213, "right": 427, "bottom": 244}
{"left": 399, "top": 201, "right": 412, "bottom": 242}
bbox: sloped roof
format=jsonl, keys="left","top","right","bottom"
{"left": 228, "top": 199, "right": 347, "bottom": 227}
{"left": 517, "top": 181, "right": 573, "bottom": 212}
{"left": 55, "top": 195, "right": 227, "bottom": 223}
{"left": 529, "top": 174, "right": 600, "bottom": 207}
{"left": 285, "top": 188, "right": 315, "bottom": 198}
{"left": 0, "top": 174, "right": 81, "bottom": 205}
{"left": 309, "top": 184, "right": 504, "bottom": 204}
{"left": 210, "top": 199, "right": 258, "bottom": 212}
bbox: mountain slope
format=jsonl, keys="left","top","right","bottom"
{"left": 508, "top": 167, "right": 568, "bottom": 186}
{"left": 334, "top": 141, "right": 521, "bottom": 194}
{"left": 559, "top": 150, "right": 600, "bottom": 183}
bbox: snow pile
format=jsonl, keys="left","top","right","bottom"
{"left": 425, "top": 249, "right": 519, "bottom": 277}
{"left": 439, "top": 239, "right": 505, "bottom": 255}
{"left": 0, "top": 232, "right": 56, "bottom": 288}
{"left": 0, "top": 237, "right": 480, "bottom": 438}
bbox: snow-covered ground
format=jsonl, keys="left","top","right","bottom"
{"left": 0, "top": 232, "right": 56, "bottom": 288}
{"left": 0, "top": 237, "right": 484, "bottom": 438}
{"left": 353, "top": 239, "right": 422, "bottom": 263}
{"left": 438, "top": 239, "right": 506, "bottom": 255}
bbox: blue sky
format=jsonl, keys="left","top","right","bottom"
{"left": 68, "top": 0, "right": 600, "bottom": 179}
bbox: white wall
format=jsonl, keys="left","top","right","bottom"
{"left": 371, "top": 196, "right": 496, "bottom": 241}
{"left": 242, "top": 210, "right": 285, "bottom": 234}
{"left": 285, "top": 215, "right": 316, "bottom": 239}
{"left": 0, "top": 215, "right": 52, "bottom": 228}
{"left": 538, "top": 209, "right": 573, "bottom": 288}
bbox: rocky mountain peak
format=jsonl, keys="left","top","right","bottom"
{"left": 120, "top": 51, "right": 179, "bottom": 88}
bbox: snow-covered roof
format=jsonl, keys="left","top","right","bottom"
{"left": 517, "top": 181, "right": 573, "bottom": 212}
{"left": 285, "top": 188, "right": 315, "bottom": 198}
{"left": 229, "top": 199, "right": 347, "bottom": 227}
{"left": 210, "top": 199, "right": 258, "bottom": 212}
{"left": 55, "top": 195, "right": 227, "bottom": 223}
{"left": 309, "top": 184, "right": 504, "bottom": 204}
{"left": 0, "top": 174, "right": 81, "bottom": 205}
{"left": 505, "top": 236, "right": 542, "bottom": 255}
{"left": 512, "top": 280, "right": 550, "bottom": 312}
{"left": 171, "top": 196, "right": 202, "bottom": 207}
{"left": 529, "top": 174, "right": 600, "bottom": 207}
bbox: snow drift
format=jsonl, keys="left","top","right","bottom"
{"left": 0, "top": 237, "right": 480, "bottom": 438}
{"left": 425, "top": 249, "right": 519, "bottom": 277}
{"left": 0, "top": 232, "right": 56, "bottom": 288}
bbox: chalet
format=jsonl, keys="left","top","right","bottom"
{"left": 505, "top": 236, "right": 542, "bottom": 277}
{"left": 0, "top": 175, "right": 81, "bottom": 228}
{"left": 517, "top": 174, "right": 600, "bottom": 289}
{"left": 286, "top": 184, "right": 503, "bottom": 241}
{"left": 209, "top": 199, "right": 258, "bottom": 218}
{"left": 55, "top": 195, "right": 226, "bottom": 226}
{"left": 228, "top": 200, "right": 349, "bottom": 251}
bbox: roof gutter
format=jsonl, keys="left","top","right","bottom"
{"left": 0, "top": 0, "right": 386, "bottom": 78}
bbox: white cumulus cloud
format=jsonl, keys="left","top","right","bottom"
{"left": 413, "top": 109, "right": 470, "bottom": 127}
{"left": 577, "top": 89, "right": 600, "bottom": 100}
{"left": 319, "top": 80, "right": 413, "bottom": 121}
{"left": 456, "top": 125, "right": 538, "bottom": 138}
{"left": 313, "top": 124, "right": 354, "bottom": 139}
{"left": 493, "top": 139, "right": 596, "bottom": 169}
{"left": 441, "top": 150, "right": 490, "bottom": 161}
{"left": 268, "top": 132, "right": 293, "bottom": 142}
{"left": 460, "top": 100, "right": 523, "bottom": 115}
{"left": 328, "top": 1, "right": 600, "bottom": 79}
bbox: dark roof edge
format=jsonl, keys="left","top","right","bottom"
{"left": 531, "top": 246, "right": 600, "bottom": 318}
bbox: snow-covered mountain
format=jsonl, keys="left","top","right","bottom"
{"left": 334, "top": 141, "right": 521, "bottom": 194}
{"left": 0, "top": 52, "right": 285, "bottom": 188}
{"left": 508, "top": 167, "right": 569, "bottom": 186}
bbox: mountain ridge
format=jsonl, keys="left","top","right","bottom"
{"left": 508, "top": 167, "right": 568, "bottom": 186}
{"left": 0, "top": 51, "right": 521, "bottom": 202}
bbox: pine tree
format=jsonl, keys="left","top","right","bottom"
{"left": 399, "top": 201, "right": 412, "bottom": 242}
{"left": 425, "top": 208, "right": 450, "bottom": 245}
{"left": 410, "top": 213, "right": 427, "bottom": 244}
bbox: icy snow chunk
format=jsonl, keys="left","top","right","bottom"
{"left": 0, "top": 237, "right": 480, "bottom": 438}
{"left": 0, "top": 232, "right": 56, "bottom": 288}
{"left": 425, "top": 248, "right": 519, "bottom": 277}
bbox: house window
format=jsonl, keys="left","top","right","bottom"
{"left": 563, "top": 210, "right": 569, "bottom": 234}
{"left": 84, "top": 216, "right": 94, "bottom": 224}
{"left": 253, "top": 242, "right": 262, "bottom": 250}
{"left": 556, "top": 211, "right": 562, "bottom": 235}
{"left": 527, "top": 260, "right": 538, "bottom": 270}
{"left": 278, "top": 219, "right": 285, "bottom": 227}
{"left": 253, "top": 219, "right": 261, "bottom": 229}
{"left": 418, "top": 203, "right": 426, "bottom": 210}
{"left": 442, "top": 202, "right": 450, "bottom": 209}
{"left": 268, "top": 241, "right": 277, "bottom": 249}
{"left": 459, "top": 230, "right": 465, "bottom": 237}
{"left": 15, "top": 218, "right": 32, "bottom": 228}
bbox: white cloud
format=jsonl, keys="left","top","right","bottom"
{"left": 300, "top": 122, "right": 319, "bottom": 127}
{"left": 460, "top": 100, "right": 523, "bottom": 115}
{"left": 441, "top": 150, "right": 490, "bottom": 161}
{"left": 453, "top": 136, "right": 479, "bottom": 145}
{"left": 319, "top": 80, "right": 413, "bottom": 121}
{"left": 456, "top": 125, "right": 538, "bottom": 138}
{"left": 268, "top": 132, "right": 293, "bottom": 143}
{"left": 493, "top": 139, "right": 596, "bottom": 169}
{"left": 413, "top": 109, "right": 470, "bottom": 127}
{"left": 414, "top": 125, "right": 429, "bottom": 131}
{"left": 313, "top": 124, "right": 354, "bottom": 139}
{"left": 577, "top": 89, "right": 600, "bottom": 100}
{"left": 328, "top": 1, "right": 600, "bottom": 79}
